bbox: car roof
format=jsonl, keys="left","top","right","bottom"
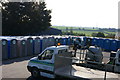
{"left": 46, "top": 45, "right": 69, "bottom": 50}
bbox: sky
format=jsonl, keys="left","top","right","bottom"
{"left": 45, "top": 0, "right": 120, "bottom": 29}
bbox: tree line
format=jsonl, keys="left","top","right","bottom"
{"left": 2, "top": 2, "right": 51, "bottom": 36}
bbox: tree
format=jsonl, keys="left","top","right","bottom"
{"left": 91, "top": 32, "right": 105, "bottom": 38}
{"left": 106, "top": 34, "right": 115, "bottom": 39}
{"left": 2, "top": 2, "right": 51, "bottom": 36}
{"left": 92, "top": 33, "right": 97, "bottom": 37}
{"left": 97, "top": 32, "right": 105, "bottom": 37}
{"left": 70, "top": 27, "right": 73, "bottom": 34}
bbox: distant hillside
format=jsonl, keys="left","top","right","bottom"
{"left": 51, "top": 26, "right": 116, "bottom": 36}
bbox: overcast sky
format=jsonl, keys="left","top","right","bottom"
{"left": 45, "top": 0, "right": 120, "bottom": 28}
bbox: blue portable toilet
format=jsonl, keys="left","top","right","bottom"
{"left": 117, "top": 40, "right": 120, "bottom": 50}
{"left": 58, "top": 37, "right": 62, "bottom": 45}
{"left": 62, "top": 38, "right": 67, "bottom": 45}
{"left": 26, "top": 37, "right": 34, "bottom": 56}
{"left": 9, "top": 38, "right": 18, "bottom": 59}
{"left": 103, "top": 39, "right": 111, "bottom": 51}
{"left": 17, "top": 38, "right": 27, "bottom": 57}
{"left": 34, "top": 37, "right": 41, "bottom": 55}
{"left": 2, "top": 39, "right": 8, "bottom": 60}
{"left": 110, "top": 39, "right": 118, "bottom": 51}
{"left": 97, "top": 38, "right": 104, "bottom": 48}
{"left": 40, "top": 38, "right": 43, "bottom": 53}
{"left": 42, "top": 37, "right": 48, "bottom": 51}
{"left": 54, "top": 37, "right": 59, "bottom": 46}
{"left": 67, "top": 37, "right": 72, "bottom": 45}
{"left": 83, "top": 37, "right": 87, "bottom": 45}
{"left": 92, "top": 38, "right": 97, "bottom": 46}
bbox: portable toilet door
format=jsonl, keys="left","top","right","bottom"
{"left": 55, "top": 38, "right": 59, "bottom": 46}
{"left": 34, "top": 37, "right": 41, "bottom": 55}
{"left": 18, "top": 39, "right": 27, "bottom": 57}
{"left": 92, "top": 38, "right": 97, "bottom": 46}
{"left": 50, "top": 37, "right": 55, "bottom": 46}
{"left": 103, "top": 39, "right": 111, "bottom": 51}
{"left": 62, "top": 38, "right": 67, "bottom": 45}
{"left": 110, "top": 40, "right": 117, "bottom": 51}
{"left": 67, "top": 37, "right": 71, "bottom": 45}
{"left": 97, "top": 38, "right": 104, "bottom": 48}
{"left": 99, "top": 38, "right": 104, "bottom": 48}
{"left": 10, "top": 39, "right": 18, "bottom": 58}
{"left": 2, "top": 39, "right": 8, "bottom": 60}
{"left": 86, "top": 37, "right": 92, "bottom": 46}
{"left": 117, "top": 40, "right": 120, "bottom": 50}
{"left": 58, "top": 38, "right": 63, "bottom": 45}
{"left": 48, "top": 37, "right": 55, "bottom": 47}
{"left": 27, "top": 37, "right": 34, "bottom": 56}
{"left": 42, "top": 37, "right": 47, "bottom": 51}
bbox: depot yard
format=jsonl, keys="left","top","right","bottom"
{"left": 2, "top": 50, "right": 120, "bottom": 80}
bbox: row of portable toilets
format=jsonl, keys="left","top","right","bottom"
{"left": 83, "top": 37, "right": 120, "bottom": 52}
{"left": 1, "top": 36, "right": 120, "bottom": 60}
{"left": 1, "top": 36, "right": 73, "bottom": 60}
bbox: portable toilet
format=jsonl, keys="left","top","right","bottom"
{"left": 62, "top": 37, "right": 67, "bottom": 45}
{"left": 54, "top": 38, "right": 59, "bottom": 45}
{"left": 9, "top": 39, "right": 18, "bottom": 58}
{"left": 58, "top": 38, "right": 63, "bottom": 45}
{"left": 92, "top": 38, "right": 97, "bottom": 46}
{"left": 17, "top": 38, "right": 27, "bottom": 57}
{"left": 2, "top": 39, "right": 8, "bottom": 60}
{"left": 67, "top": 37, "right": 72, "bottom": 45}
{"left": 40, "top": 38, "right": 43, "bottom": 52}
{"left": 110, "top": 39, "right": 118, "bottom": 51}
{"left": 42, "top": 37, "right": 48, "bottom": 51}
{"left": 97, "top": 38, "right": 104, "bottom": 48}
{"left": 117, "top": 40, "right": 120, "bottom": 50}
{"left": 103, "top": 39, "right": 111, "bottom": 51}
{"left": 86, "top": 37, "right": 92, "bottom": 46}
{"left": 48, "top": 37, "right": 55, "bottom": 47}
{"left": 34, "top": 37, "right": 41, "bottom": 55}
{"left": 26, "top": 37, "right": 34, "bottom": 56}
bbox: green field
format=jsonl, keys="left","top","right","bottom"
{"left": 51, "top": 26, "right": 116, "bottom": 36}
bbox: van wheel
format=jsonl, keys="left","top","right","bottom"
{"left": 31, "top": 68, "right": 40, "bottom": 78}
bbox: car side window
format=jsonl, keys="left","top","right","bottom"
{"left": 40, "top": 49, "right": 54, "bottom": 60}
{"left": 58, "top": 49, "right": 68, "bottom": 54}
